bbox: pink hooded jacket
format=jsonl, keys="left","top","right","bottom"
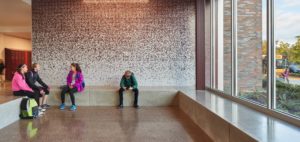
{"left": 12, "top": 72, "right": 33, "bottom": 92}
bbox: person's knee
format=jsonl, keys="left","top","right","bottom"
{"left": 119, "top": 88, "right": 125, "bottom": 93}
{"left": 61, "top": 87, "right": 68, "bottom": 94}
{"left": 61, "top": 90, "right": 67, "bottom": 95}
{"left": 133, "top": 88, "right": 139, "bottom": 92}
{"left": 69, "top": 90, "right": 76, "bottom": 95}
{"left": 69, "top": 88, "right": 78, "bottom": 94}
{"left": 133, "top": 88, "right": 139, "bottom": 94}
{"left": 44, "top": 89, "right": 50, "bottom": 95}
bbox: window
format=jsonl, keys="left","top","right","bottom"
{"left": 206, "top": 0, "right": 300, "bottom": 120}
{"left": 213, "top": 0, "right": 232, "bottom": 94}
{"left": 222, "top": 0, "right": 232, "bottom": 94}
{"left": 275, "top": 0, "right": 300, "bottom": 117}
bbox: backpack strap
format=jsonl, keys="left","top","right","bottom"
{"left": 20, "top": 98, "right": 29, "bottom": 119}
{"left": 75, "top": 73, "right": 85, "bottom": 88}
{"left": 76, "top": 73, "right": 79, "bottom": 79}
{"left": 20, "top": 98, "right": 28, "bottom": 111}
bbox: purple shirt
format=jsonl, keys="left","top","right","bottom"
{"left": 67, "top": 71, "right": 84, "bottom": 92}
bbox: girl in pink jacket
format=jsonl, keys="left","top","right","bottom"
{"left": 12, "top": 64, "right": 40, "bottom": 107}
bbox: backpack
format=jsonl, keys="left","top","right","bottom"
{"left": 20, "top": 98, "right": 39, "bottom": 119}
{"left": 82, "top": 82, "right": 85, "bottom": 88}
{"left": 76, "top": 73, "right": 85, "bottom": 88}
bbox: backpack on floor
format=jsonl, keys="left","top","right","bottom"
{"left": 20, "top": 98, "right": 39, "bottom": 119}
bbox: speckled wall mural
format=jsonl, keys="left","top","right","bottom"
{"left": 32, "top": 0, "right": 195, "bottom": 86}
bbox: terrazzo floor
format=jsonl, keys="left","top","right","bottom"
{"left": 0, "top": 107, "right": 212, "bottom": 142}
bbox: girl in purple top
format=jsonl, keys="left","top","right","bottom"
{"left": 59, "top": 63, "right": 84, "bottom": 111}
{"left": 281, "top": 68, "right": 290, "bottom": 84}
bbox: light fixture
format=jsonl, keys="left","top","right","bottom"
{"left": 22, "top": 0, "right": 31, "bottom": 5}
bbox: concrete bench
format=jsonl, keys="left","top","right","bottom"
{"left": 0, "top": 96, "right": 22, "bottom": 129}
{"left": 47, "top": 86, "right": 179, "bottom": 106}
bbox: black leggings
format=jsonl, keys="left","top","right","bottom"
{"left": 61, "top": 86, "right": 78, "bottom": 105}
{"left": 14, "top": 90, "right": 40, "bottom": 106}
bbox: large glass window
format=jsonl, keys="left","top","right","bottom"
{"left": 275, "top": 0, "right": 300, "bottom": 117}
{"left": 236, "top": 0, "right": 267, "bottom": 106}
{"left": 207, "top": 0, "right": 300, "bottom": 120}
{"left": 213, "top": 0, "right": 232, "bottom": 94}
{"left": 222, "top": 0, "right": 232, "bottom": 94}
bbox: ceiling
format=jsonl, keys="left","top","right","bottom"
{"left": 3, "top": 32, "right": 31, "bottom": 40}
{"left": 0, "top": 0, "right": 31, "bottom": 40}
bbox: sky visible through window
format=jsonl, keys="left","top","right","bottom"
{"left": 262, "top": 0, "right": 300, "bottom": 44}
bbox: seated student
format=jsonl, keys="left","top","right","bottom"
{"left": 0, "top": 59, "right": 5, "bottom": 85}
{"left": 118, "top": 70, "right": 139, "bottom": 108}
{"left": 59, "top": 63, "right": 84, "bottom": 111}
{"left": 26, "top": 63, "right": 50, "bottom": 109}
{"left": 12, "top": 64, "right": 45, "bottom": 114}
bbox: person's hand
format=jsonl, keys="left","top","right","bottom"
{"left": 129, "top": 87, "right": 133, "bottom": 90}
{"left": 123, "top": 87, "right": 127, "bottom": 90}
{"left": 40, "top": 90, "right": 45, "bottom": 95}
{"left": 69, "top": 85, "right": 73, "bottom": 89}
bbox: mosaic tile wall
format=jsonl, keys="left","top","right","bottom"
{"left": 32, "top": 0, "right": 196, "bottom": 86}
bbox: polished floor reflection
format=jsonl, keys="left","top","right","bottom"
{"left": 0, "top": 107, "right": 212, "bottom": 142}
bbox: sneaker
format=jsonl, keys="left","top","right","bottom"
{"left": 134, "top": 104, "right": 139, "bottom": 109}
{"left": 38, "top": 110, "right": 44, "bottom": 117}
{"left": 59, "top": 104, "right": 65, "bottom": 110}
{"left": 118, "top": 104, "right": 124, "bottom": 109}
{"left": 39, "top": 107, "right": 46, "bottom": 112}
{"left": 70, "top": 105, "right": 77, "bottom": 111}
{"left": 42, "top": 104, "right": 51, "bottom": 109}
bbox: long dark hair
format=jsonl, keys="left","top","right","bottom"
{"left": 71, "top": 63, "right": 82, "bottom": 72}
{"left": 17, "top": 64, "right": 26, "bottom": 79}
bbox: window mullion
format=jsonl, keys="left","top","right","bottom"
{"left": 231, "top": 0, "right": 237, "bottom": 96}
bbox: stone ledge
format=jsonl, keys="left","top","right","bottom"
{"left": 177, "top": 90, "right": 300, "bottom": 142}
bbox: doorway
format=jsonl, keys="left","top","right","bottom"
{"left": 5, "top": 48, "right": 31, "bottom": 80}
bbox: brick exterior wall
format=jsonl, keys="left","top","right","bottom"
{"left": 237, "top": 0, "right": 263, "bottom": 92}
{"left": 223, "top": 0, "right": 232, "bottom": 94}
{"left": 223, "top": 0, "right": 263, "bottom": 93}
